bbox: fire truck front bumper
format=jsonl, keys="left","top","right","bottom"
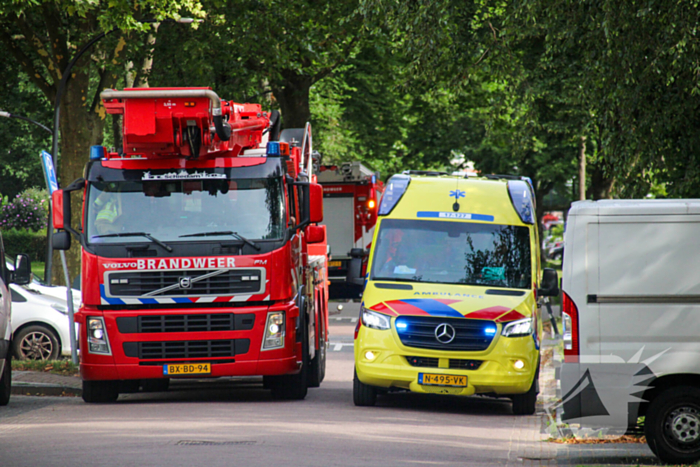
{"left": 76, "top": 302, "right": 303, "bottom": 382}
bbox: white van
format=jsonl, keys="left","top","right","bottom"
{"left": 560, "top": 199, "right": 700, "bottom": 464}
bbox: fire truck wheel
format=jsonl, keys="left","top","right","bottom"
{"left": 353, "top": 368, "right": 377, "bottom": 407}
{"left": 141, "top": 378, "right": 170, "bottom": 393}
{"left": 308, "top": 339, "right": 326, "bottom": 388}
{"left": 82, "top": 380, "right": 119, "bottom": 403}
{"left": 269, "top": 310, "right": 309, "bottom": 400}
{"left": 0, "top": 353, "right": 11, "bottom": 406}
{"left": 646, "top": 386, "right": 700, "bottom": 465}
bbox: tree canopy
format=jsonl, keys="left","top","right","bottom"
{"left": 1, "top": 0, "right": 700, "bottom": 280}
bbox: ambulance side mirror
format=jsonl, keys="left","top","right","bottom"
{"left": 346, "top": 248, "right": 365, "bottom": 286}
{"left": 538, "top": 268, "right": 559, "bottom": 297}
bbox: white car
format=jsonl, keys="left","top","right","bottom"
{"left": 5, "top": 258, "right": 80, "bottom": 360}
{"left": 10, "top": 284, "right": 80, "bottom": 361}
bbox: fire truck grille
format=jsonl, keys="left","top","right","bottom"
{"left": 123, "top": 339, "right": 250, "bottom": 360}
{"left": 106, "top": 268, "right": 264, "bottom": 297}
{"left": 116, "top": 313, "right": 255, "bottom": 334}
{"left": 394, "top": 316, "right": 495, "bottom": 351}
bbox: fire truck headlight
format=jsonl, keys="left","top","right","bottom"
{"left": 263, "top": 312, "right": 285, "bottom": 350}
{"left": 87, "top": 317, "right": 112, "bottom": 355}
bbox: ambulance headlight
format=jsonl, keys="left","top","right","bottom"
{"left": 87, "top": 317, "right": 111, "bottom": 355}
{"left": 501, "top": 318, "right": 533, "bottom": 337}
{"left": 361, "top": 308, "right": 391, "bottom": 331}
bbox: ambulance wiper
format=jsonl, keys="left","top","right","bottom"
{"left": 92, "top": 232, "right": 173, "bottom": 252}
{"left": 179, "top": 231, "right": 261, "bottom": 251}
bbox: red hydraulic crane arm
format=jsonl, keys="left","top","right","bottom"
{"left": 101, "top": 87, "right": 270, "bottom": 159}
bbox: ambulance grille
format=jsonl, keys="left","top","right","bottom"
{"left": 123, "top": 339, "right": 250, "bottom": 360}
{"left": 405, "top": 356, "right": 483, "bottom": 370}
{"left": 395, "top": 316, "right": 495, "bottom": 351}
{"left": 106, "top": 268, "right": 263, "bottom": 297}
{"left": 405, "top": 356, "right": 439, "bottom": 367}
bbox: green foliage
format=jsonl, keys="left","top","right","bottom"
{"left": 11, "top": 359, "right": 79, "bottom": 375}
{"left": 0, "top": 60, "right": 52, "bottom": 199}
{"left": 2, "top": 228, "right": 47, "bottom": 263}
{"left": 0, "top": 188, "right": 49, "bottom": 232}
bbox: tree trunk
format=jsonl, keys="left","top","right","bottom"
{"left": 271, "top": 71, "right": 313, "bottom": 129}
{"left": 50, "top": 70, "right": 106, "bottom": 286}
{"left": 588, "top": 162, "right": 616, "bottom": 200}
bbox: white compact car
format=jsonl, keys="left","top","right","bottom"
{"left": 10, "top": 285, "right": 79, "bottom": 360}
{"left": 6, "top": 258, "right": 80, "bottom": 360}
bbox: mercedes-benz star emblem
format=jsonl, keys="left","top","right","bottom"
{"left": 178, "top": 277, "right": 192, "bottom": 289}
{"left": 435, "top": 323, "right": 456, "bottom": 344}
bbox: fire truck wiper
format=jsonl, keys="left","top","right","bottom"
{"left": 179, "top": 231, "right": 261, "bottom": 251}
{"left": 92, "top": 232, "right": 173, "bottom": 252}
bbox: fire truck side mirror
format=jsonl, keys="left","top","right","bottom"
{"left": 309, "top": 183, "right": 323, "bottom": 224}
{"left": 306, "top": 225, "right": 326, "bottom": 244}
{"left": 56, "top": 178, "right": 85, "bottom": 240}
{"left": 52, "top": 190, "right": 64, "bottom": 229}
{"left": 52, "top": 231, "right": 71, "bottom": 251}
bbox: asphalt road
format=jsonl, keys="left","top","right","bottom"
{"left": 0, "top": 302, "right": 544, "bottom": 467}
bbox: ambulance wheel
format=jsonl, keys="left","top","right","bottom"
{"left": 270, "top": 310, "right": 309, "bottom": 400}
{"left": 512, "top": 366, "right": 539, "bottom": 415}
{"left": 645, "top": 386, "right": 700, "bottom": 465}
{"left": 353, "top": 369, "right": 377, "bottom": 407}
{"left": 308, "top": 341, "right": 326, "bottom": 388}
{"left": 82, "top": 380, "right": 119, "bottom": 403}
{"left": 0, "top": 353, "right": 11, "bottom": 406}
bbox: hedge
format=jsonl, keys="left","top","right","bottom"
{"left": 2, "top": 228, "right": 47, "bottom": 263}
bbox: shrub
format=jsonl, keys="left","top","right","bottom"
{"left": 0, "top": 187, "right": 49, "bottom": 232}
{"left": 2, "top": 228, "right": 47, "bottom": 263}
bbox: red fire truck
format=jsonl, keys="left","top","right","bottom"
{"left": 51, "top": 88, "right": 329, "bottom": 402}
{"left": 316, "top": 163, "right": 383, "bottom": 299}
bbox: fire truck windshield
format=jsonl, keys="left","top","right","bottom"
{"left": 86, "top": 177, "right": 285, "bottom": 244}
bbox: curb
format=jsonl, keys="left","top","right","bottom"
{"left": 11, "top": 382, "right": 82, "bottom": 397}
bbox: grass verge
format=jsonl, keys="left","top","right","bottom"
{"left": 12, "top": 359, "right": 79, "bottom": 376}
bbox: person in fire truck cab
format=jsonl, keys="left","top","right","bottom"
{"left": 93, "top": 185, "right": 122, "bottom": 235}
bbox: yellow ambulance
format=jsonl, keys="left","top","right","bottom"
{"left": 347, "top": 171, "right": 558, "bottom": 414}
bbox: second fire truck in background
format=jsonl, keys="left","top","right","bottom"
{"left": 316, "top": 162, "right": 383, "bottom": 299}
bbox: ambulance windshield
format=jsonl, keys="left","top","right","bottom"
{"left": 86, "top": 177, "right": 285, "bottom": 244}
{"left": 370, "top": 219, "right": 531, "bottom": 289}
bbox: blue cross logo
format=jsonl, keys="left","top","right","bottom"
{"left": 450, "top": 189, "right": 465, "bottom": 200}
